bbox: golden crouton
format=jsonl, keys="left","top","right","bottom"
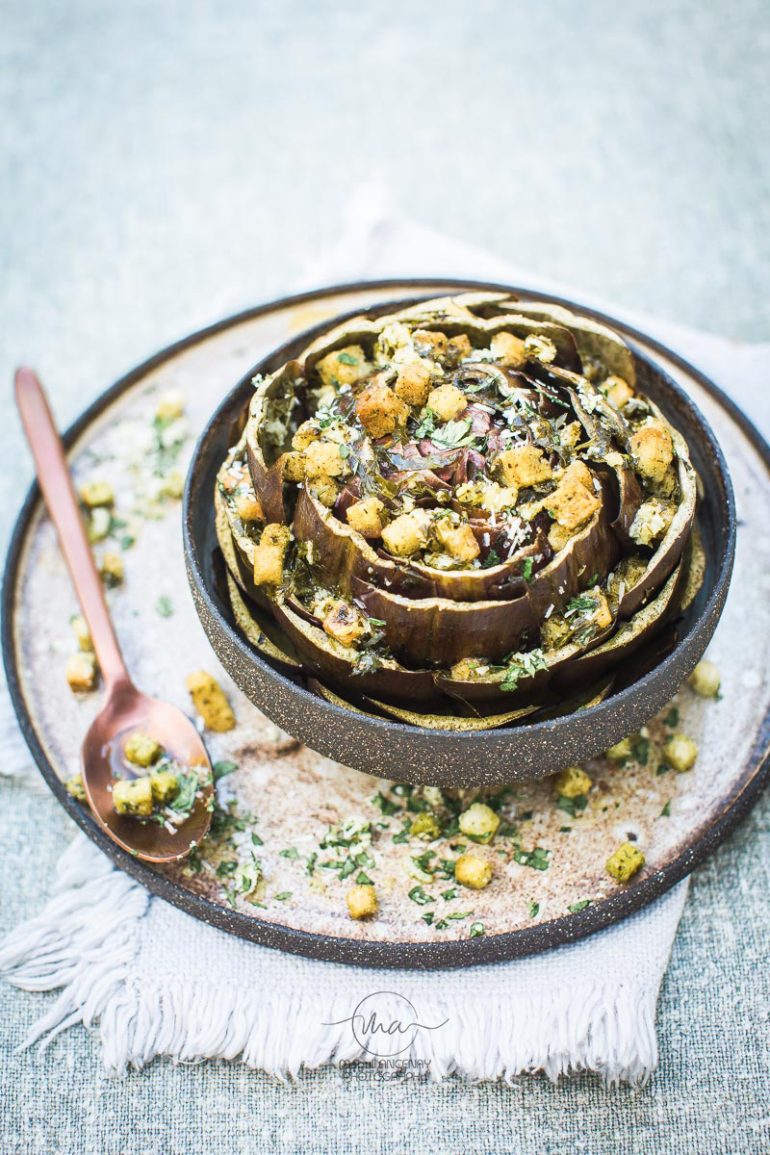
{"left": 347, "top": 884, "right": 378, "bottom": 920}
{"left": 413, "top": 329, "right": 448, "bottom": 358}
{"left": 66, "top": 652, "right": 99, "bottom": 693}
{"left": 629, "top": 498, "right": 673, "bottom": 546}
{"left": 79, "top": 480, "right": 114, "bottom": 508}
{"left": 594, "top": 591, "right": 613, "bottom": 629}
{"left": 394, "top": 360, "right": 434, "bottom": 407}
{"left": 548, "top": 522, "right": 573, "bottom": 551}
{"left": 65, "top": 773, "right": 87, "bottom": 802}
{"left": 606, "top": 738, "right": 633, "bottom": 761}
{"left": 149, "top": 770, "right": 180, "bottom": 805}
{"left": 545, "top": 463, "right": 600, "bottom": 530}
{"left": 252, "top": 523, "right": 291, "bottom": 587}
{"left": 630, "top": 419, "right": 674, "bottom": 484}
{"left": 316, "top": 345, "right": 369, "bottom": 389}
{"left": 454, "top": 851, "right": 493, "bottom": 890}
{"left": 185, "top": 670, "right": 236, "bottom": 732}
{"left": 234, "top": 492, "right": 263, "bottom": 522}
{"left": 491, "top": 331, "right": 527, "bottom": 368}
{"left": 155, "top": 390, "right": 185, "bottom": 423}
{"left": 688, "top": 659, "right": 720, "bottom": 698}
{"left": 322, "top": 601, "right": 367, "bottom": 647}
{"left": 100, "top": 552, "right": 124, "bottom": 587}
{"left": 410, "top": 811, "right": 442, "bottom": 840}
{"left": 434, "top": 519, "right": 480, "bottom": 563}
{"left": 355, "top": 380, "right": 409, "bottom": 438}
{"left": 559, "top": 421, "right": 583, "bottom": 450}
{"left": 278, "top": 451, "right": 307, "bottom": 483}
{"left": 310, "top": 478, "right": 339, "bottom": 508}
{"left": 445, "top": 334, "right": 472, "bottom": 363}
{"left": 555, "top": 766, "right": 592, "bottom": 798}
{"left": 606, "top": 842, "right": 645, "bottom": 883}
{"left": 663, "top": 734, "right": 698, "bottom": 773}
{"left": 381, "top": 513, "right": 426, "bottom": 557}
{"left": 603, "top": 375, "right": 634, "bottom": 409}
{"left": 427, "top": 383, "right": 467, "bottom": 423}
{"left": 291, "top": 420, "right": 320, "bottom": 451}
{"left": 124, "top": 731, "right": 162, "bottom": 768}
{"left": 70, "top": 614, "right": 93, "bottom": 652}
{"left": 458, "top": 802, "right": 500, "bottom": 843}
{"left": 302, "top": 439, "right": 350, "bottom": 479}
{"left": 113, "top": 777, "right": 154, "bottom": 817}
{"left": 346, "top": 497, "right": 385, "bottom": 538}
{"left": 495, "top": 444, "right": 553, "bottom": 488}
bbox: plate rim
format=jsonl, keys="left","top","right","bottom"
{"left": 3, "top": 277, "right": 769, "bottom": 970}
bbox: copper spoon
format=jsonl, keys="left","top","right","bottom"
{"left": 15, "top": 367, "right": 213, "bottom": 863}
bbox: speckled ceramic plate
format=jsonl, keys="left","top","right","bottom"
{"left": 4, "top": 280, "right": 770, "bottom": 969}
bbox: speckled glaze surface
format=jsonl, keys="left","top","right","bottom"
{"left": 4, "top": 280, "right": 769, "bottom": 968}
{"left": 185, "top": 299, "right": 735, "bottom": 787}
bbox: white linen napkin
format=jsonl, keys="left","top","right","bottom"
{"left": 2, "top": 195, "right": 767, "bottom": 1084}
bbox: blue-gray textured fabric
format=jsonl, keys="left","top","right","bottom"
{"left": 1, "top": 2, "right": 769, "bottom": 1152}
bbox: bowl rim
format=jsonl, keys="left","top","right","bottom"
{"left": 183, "top": 284, "right": 736, "bottom": 774}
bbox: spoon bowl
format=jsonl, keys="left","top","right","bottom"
{"left": 82, "top": 686, "right": 213, "bottom": 863}
{"left": 15, "top": 367, "right": 212, "bottom": 862}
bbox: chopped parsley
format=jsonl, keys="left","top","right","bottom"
{"left": 408, "top": 885, "right": 434, "bottom": 906}
{"left": 514, "top": 846, "right": 551, "bottom": 871}
{"left": 501, "top": 649, "right": 548, "bottom": 693}
{"left": 212, "top": 760, "right": 238, "bottom": 781}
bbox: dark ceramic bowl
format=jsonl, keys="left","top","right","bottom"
{"left": 183, "top": 293, "right": 735, "bottom": 786}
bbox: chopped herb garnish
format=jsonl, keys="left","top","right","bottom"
{"left": 632, "top": 735, "right": 650, "bottom": 765}
{"left": 408, "top": 885, "right": 434, "bottom": 905}
{"left": 356, "top": 871, "right": 373, "bottom": 885}
{"left": 514, "top": 846, "right": 551, "bottom": 871}
{"left": 501, "top": 649, "right": 548, "bottom": 693}
{"left": 556, "top": 794, "right": 588, "bottom": 818}
{"left": 279, "top": 847, "right": 300, "bottom": 860}
{"left": 373, "top": 791, "right": 401, "bottom": 816}
{"left": 568, "top": 899, "right": 591, "bottom": 913}
{"left": 529, "top": 901, "right": 540, "bottom": 918}
{"left": 274, "top": 891, "right": 293, "bottom": 901}
{"left": 664, "top": 706, "right": 679, "bottom": 728}
{"left": 469, "top": 922, "right": 486, "bottom": 937}
{"left": 337, "top": 351, "right": 358, "bottom": 366}
{"left": 660, "top": 800, "right": 672, "bottom": 817}
{"left": 521, "top": 557, "right": 534, "bottom": 582}
{"left": 168, "top": 772, "right": 199, "bottom": 816}
{"left": 212, "top": 760, "right": 238, "bottom": 781}
{"left": 155, "top": 595, "right": 174, "bottom": 618}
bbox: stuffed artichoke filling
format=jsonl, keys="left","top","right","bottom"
{"left": 215, "top": 293, "right": 700, "bottom": 719}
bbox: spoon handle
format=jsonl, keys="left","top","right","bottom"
{"left": 14, "top": 367, "right": 131, "bottom": 693}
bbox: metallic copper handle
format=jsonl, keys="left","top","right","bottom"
{"left": 14, "top": 367, "right": 131, "bottom": 692}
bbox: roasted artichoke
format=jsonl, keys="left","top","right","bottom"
{"left": 214, "top": 293, "right": 702, "bottom": 730}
